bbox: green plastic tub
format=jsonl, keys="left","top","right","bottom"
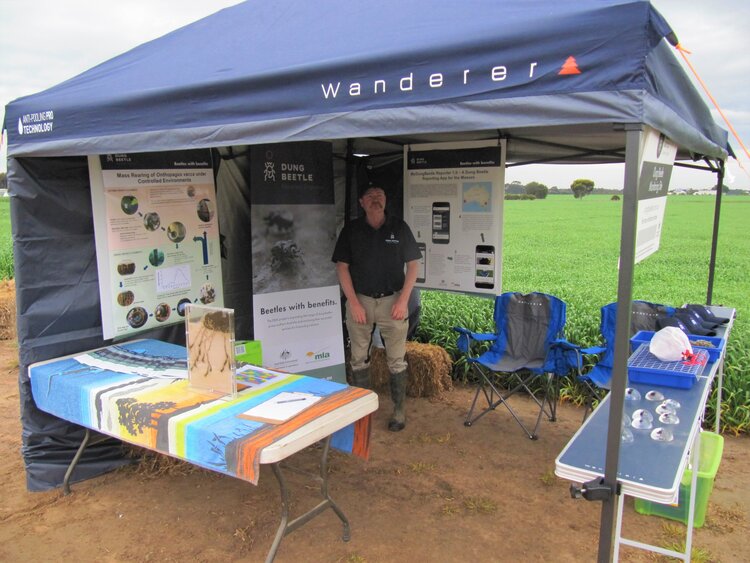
{"left": 634, "top": 431, "right": 724, "bottom": 528}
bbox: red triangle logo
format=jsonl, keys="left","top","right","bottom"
{"left": 559, "top": 56, "right": 581, "bottom": 75}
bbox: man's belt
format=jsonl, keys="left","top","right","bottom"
{"left": 361, "top": 291, "right": 394, "bottom": 299}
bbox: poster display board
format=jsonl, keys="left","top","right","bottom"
{"left": 249, "top": 142, "right": 346, "bottom": 381}
{"left": 404, "top": 140, "right": 506, "bottom": 294}
{"left": 635, "top": 127, "right": 677, "bottom": 263}
{"left": 90, "top": 150, "right": 223, "bottom": 339}
{"left": 252, "top": 286, "right": 345, "bottom": 375}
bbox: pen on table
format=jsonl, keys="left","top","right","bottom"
{"left": 277, "top": 398, "right": 307, "bottom": 404}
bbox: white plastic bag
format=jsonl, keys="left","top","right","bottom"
{"left": 649, "top": 326, "right": 693, "bottom": 362}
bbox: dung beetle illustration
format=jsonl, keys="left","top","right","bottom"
{"left": 263, "top": 211, "right": 295, "bottom": 235}
{"left": 270, "top": 240, "right": 304, "bottom": 270}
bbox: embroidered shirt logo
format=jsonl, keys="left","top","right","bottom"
{"left": 385, "top": 232, "right": 400, "bottom": 244}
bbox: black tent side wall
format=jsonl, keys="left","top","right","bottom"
{"left": 10, "top": 156, "right": 130, "bottom": 490}
{"left": 215, "top": 147, "right": 254, "bottom": 339}
{"left": 9, "top": 156, "right": 187, "bottom": 490}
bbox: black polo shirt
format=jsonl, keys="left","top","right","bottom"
{"left": 332, "top": 214, "right": 422, "bottom": 296}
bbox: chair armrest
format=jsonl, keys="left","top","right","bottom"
{"left": 551, "top": 338, "right": 578, "bottom": 350}
{"left": 548, "top": 340, "right": 608, "bottom": 375}
{"left": 549, "top": 339, "right": 584, "bottom": 375}
{"left": 452, "top": 327, "right": 496, "bottom": 341}
{"left": 453, "top": 327, "right": 497, "bottom": 356}
{"left": 580, "top": 345, "right": 606, "bottom": 355}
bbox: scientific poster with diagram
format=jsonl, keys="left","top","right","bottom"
{"left": 634, "top": 126, "right": 677, "bottom": 264}
{"left": 404, "top": 140, "right": 506, "bottom": 295}
{"left": 248, "top": 142, "right": 345, "bottom": 381}
{"left": 90, "top": 150, "right": 223, "bottom": 339}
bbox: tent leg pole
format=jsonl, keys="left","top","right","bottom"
{"left": 705, "top": 160, "right": 725, "bottom": 305}
{"left": 344, "top": 139, "right": 354, "bottom": 224}
{"left": 597, "top": 125, "right": 642, "bottom": 562}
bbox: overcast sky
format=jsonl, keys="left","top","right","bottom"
{"left": 1, "top": 0, "right": 748, "bottom": 190}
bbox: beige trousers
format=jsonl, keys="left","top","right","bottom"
{"left": 346, "top": 292, "right": 409, "bottom": 374}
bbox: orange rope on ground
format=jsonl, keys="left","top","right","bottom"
{"left": 675, "top": 43, "right": 750, "bottom": 163}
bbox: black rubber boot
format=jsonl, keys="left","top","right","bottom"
{"left": 351, "top": 367, "right": 371, "bottom": 390}
{"left": 388, "top": 370, "right": 408, "bottom": 432}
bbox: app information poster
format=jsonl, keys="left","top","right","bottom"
{"left": 404, "top": 140, "right": 506, "bottom": 295}
{"left": 635, "top": 127, "right": 677, "bottom": 264}
{"left": 90, "top": 150, "right": 223, "bottom": 339}
{"left": 248, "top": 142, "right": 345, "bottom": 381}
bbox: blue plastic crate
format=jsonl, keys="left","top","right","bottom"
{"left": 627, "top": 344, "right": 709, "bottom": 389}
{"left": 631, "top": 331, "right": 725, "bottom": 363}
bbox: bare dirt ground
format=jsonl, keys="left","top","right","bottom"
{"left": 1, "top": 336, "right": 748, "bottom": 562}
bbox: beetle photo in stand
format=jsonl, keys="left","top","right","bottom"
{"left": 263, "top": 210, "right": 295, "bottom": 235}
{"left": 271, "top": 239, "right": 304, "bottom": 271}
{"left": 251, "top": 204, "right": 337, "bottom": 294}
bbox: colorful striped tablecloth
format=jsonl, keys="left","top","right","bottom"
{"left": 29, "top": 339, "right": 376, "bottom": 485}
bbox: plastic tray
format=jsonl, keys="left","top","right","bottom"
{"left": 635, "top": 431, "right": 724, "bottom": 527}
{"left": 627, "top": 344, "right": 708, "bottom": 389}
{"left": 631, "top": 330, "right": 725, "bottom": 362}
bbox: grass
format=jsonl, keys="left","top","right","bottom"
{"left": 417, "top": 194, "right": 750, "bottom": 434}
{"left": 0, "top": 199, "right": 12, "bottom": 279}
{"left": 408, "top": 432, "right": 452, "bottom": 445}
{"left": 540, "top": 469, "right": 558, "bottom": 486}
{"left": 500, "top": 195, "right": 748, "bottom": 342}
{"left": 409, "top": 461, "right": 436, "bottom": 474}
{"left": 463, "top": 496, "right": 498, "bottom": 514}
{"left": 661, "top": 544, "right": 712, "bottom": 562}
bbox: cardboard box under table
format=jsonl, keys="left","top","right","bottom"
{"left": 29, "top": 339, "right": 378, "bottom": 562}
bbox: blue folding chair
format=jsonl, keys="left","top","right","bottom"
{"left": 453, "top": 292, "right": 579, "bottom": 440}
{"left": 577, "top": 300, "right": 675, "bottom": 420}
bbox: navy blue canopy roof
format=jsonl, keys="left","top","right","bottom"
{"left": 4, "top": 0, "right": 728, "bottom": 162}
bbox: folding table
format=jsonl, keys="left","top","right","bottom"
{"left": 555, "top": 306, "right": 734, "bottom": 561}
{"left": 29, "top": 339, "right": 378, "bottom": 562}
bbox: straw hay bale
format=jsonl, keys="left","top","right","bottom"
{"left": 126, "top": 446, "right": 209, "bottom": 478}
{"left": 0, "top": 279, "right": 16, "bottom": 341}
{"left": 369, "top": 341, "right": 453, "bottom": 398}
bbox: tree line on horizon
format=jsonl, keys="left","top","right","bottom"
{"left": 0, "top": 171, "right": 744, "bottom": 197}
{"left": 506, "top": 178, "right": 747, "bottom": 199}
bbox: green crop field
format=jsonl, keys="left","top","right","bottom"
{"left": 0, "top": 199, "right": 12, "bottom": 279}
{"left": 1, "top": 194, "right": 748, "bottom": 431}
{"left": 417, "top": 194, "right": 750, "bottom": 434}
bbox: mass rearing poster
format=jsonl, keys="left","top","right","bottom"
{"left": 404, "top": 140, "right": 506, "bottom": 295}
{"left": 90, "top": 150, "right": 223, "bottom": 339}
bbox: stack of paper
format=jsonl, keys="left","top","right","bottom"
{"left": 238, "top": 392, "right": 322, "bottom": 424}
